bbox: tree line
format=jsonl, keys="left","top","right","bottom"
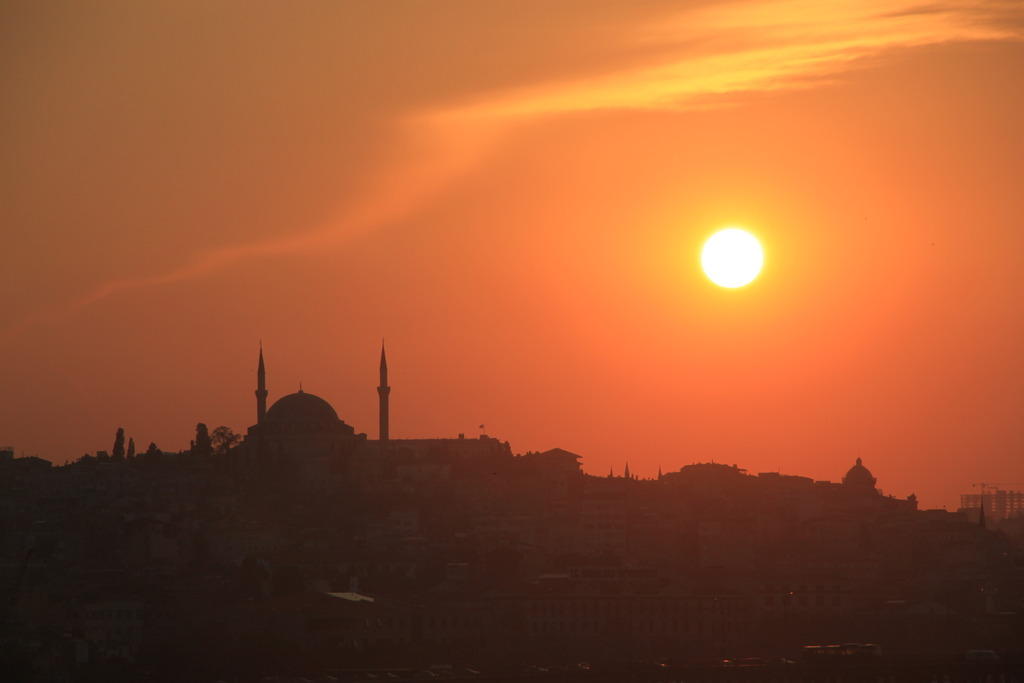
{"left": 70, "top": 423, "right": 241, "bottom": 465}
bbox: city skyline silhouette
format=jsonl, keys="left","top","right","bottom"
{"left": 2, "top": 2, "right": 1024, "bottom": 679}
{"left": 3, "top": 3, "right": 1024, "bottom": 511}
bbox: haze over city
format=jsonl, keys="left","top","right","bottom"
{"left": 4, "top": 1, "right": 1024, "bottom": 510}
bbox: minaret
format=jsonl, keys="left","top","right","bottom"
{"left": 256, "top": 344, "right": 268, "bottom": 424}
{"left": 377, "top": 343, "right": 390, "bottom": 441}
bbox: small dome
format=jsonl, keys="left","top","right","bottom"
{"left": 842, "top": 457, "right": 877, "bottom": 491}
{"left": 265, "top": 391, "right": 339, "bottom": 425}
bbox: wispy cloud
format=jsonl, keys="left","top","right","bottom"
{"left": 437, "top": 0, "right": 1021, "bottom": 119}
{"left": 0, "top": 117, "right": 503, "bottom": 341}
{"left": 75, "top": 119, "right": 500, "bottom": 307}
{"left": 5, "top": 0, "right": 1020, "bottom": 340}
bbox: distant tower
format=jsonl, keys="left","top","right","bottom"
{"left": 624, "top": 462, "right": 631, "bottom": 479}
{"left": 377, "top": 343, "right": 390, "bottom": 441}
{"left": 256, "top": 344, "right": 268, "bottom": 424}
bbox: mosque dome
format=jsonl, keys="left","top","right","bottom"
{"left": 265, "top": 390, "right": 339, "bottom": 425}
{"left": 842, "top": 457, "right": 877, "bottom": 491}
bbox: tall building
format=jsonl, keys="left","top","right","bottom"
{"left": 378, "top": 343, "right": 390, "bottom": 442}
{"left": 255, "top": 344, "right": 268, "bottom": 424}
{"left": 236, "top": 343, "right": 512, "bottom": 490}
{"left": 239, "top": 346, "right": 364, "bottom": 489}
{"left": 961, "top": 490, "right": 1024, "bottom": 521}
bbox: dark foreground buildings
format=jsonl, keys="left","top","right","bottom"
{"left": 2, "top": 347, "right": 1023, "bottom": 682}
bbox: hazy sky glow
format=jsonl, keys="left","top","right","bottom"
{"left": 3, "top": 1, "right": 1024, "bottom": 507}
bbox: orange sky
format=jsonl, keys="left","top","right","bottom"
{"left": 3, "top": 1, "right": 1024, "bottom": 508}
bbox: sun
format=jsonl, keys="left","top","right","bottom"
{"left": 701, "top": 228, "right": 764, "bottom": 288}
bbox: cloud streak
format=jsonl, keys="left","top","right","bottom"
{"left": 5, "top": 0, "right": 1020, "bottom": 340}
{"left": 0, "top": 117, "right": 504, "bottom": 341}
{"left": 439, "top": 0, "right": 1021, "bottom": 119}
{"left": 75, "top": 120, "right": 501, "bottom": 307}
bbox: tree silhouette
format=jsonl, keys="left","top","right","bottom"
{"left": 211, "top": 426, "right": 241, "bottom": 456}
{"left": 126, "top": 437, "right": 136, "bottom": 459}
{"left": 145, "top": 442, "right": 160, "bottom": 457}
{"left": 112, "top": 427, "right": 126, "bottom": 460}
{"left": 192, "top": 423, "right": 212, "bottom": 458}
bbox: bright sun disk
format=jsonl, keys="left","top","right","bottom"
{"left": 701, "top": 228, "right": 764, "bottom": 288}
